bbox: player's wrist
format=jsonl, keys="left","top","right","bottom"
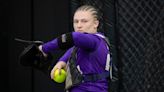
{"left": 38, "top": 45, "right": 48, "bottom": 57}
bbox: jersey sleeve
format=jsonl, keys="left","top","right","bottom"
{"left": 42, "top": 32, "right": 100, "bottom": 54}
{"left": 72, "top": 32, "right": 100, "bottom": 51}
{"left": 58, "top": 47, "right": 73, "bottom": 63}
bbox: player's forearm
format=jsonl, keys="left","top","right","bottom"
{"left": 42, "top": 38, "right": 59, "bottom": 54}
{"left": 58, "top": 47, "right": 73, "bottom": 63}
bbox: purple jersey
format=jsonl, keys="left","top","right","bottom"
{"left": 42, "top": 32, "right": 109, "bottom": 92}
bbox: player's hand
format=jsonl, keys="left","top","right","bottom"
{"left": 50, "top": 61, "right": 66, "bottom": 79}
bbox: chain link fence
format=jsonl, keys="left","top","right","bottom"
{"left": 116, "top": 0, "right": 164, "bottom": 92}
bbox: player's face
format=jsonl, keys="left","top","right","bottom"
{"left": 73, "top": 11, "right": 99, "bottom": 33}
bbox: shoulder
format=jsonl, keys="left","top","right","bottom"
{"left": 93, "top": 32, "right": 106, "bottom": 39}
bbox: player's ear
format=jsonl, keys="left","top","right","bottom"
{"left": 94, "top": 20, "right": 99, "bottom": 29}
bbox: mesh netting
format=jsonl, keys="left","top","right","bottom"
{"left": 116, "top": 0, "right": 164, "bottom": 92}
{"left": 70, "top": 0, "right": 164, "bottom": 92}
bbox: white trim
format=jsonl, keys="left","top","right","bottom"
{"left": 105, "top": 54, "right": 110, "bottom": 71}
{"left": 95, "top": 33, "right": 105, "bottom": 39}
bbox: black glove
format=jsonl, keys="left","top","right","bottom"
{"left": 15, "top": 38, "right": 53, "bottom": 74}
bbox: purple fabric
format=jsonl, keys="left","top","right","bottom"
{"left": 42, "top": 39, "right": 59, "bottom": 54}
{"left": 58, "top": 47, "right": 73, "bottom": 63}
{"left": 42, "top": 32, "right": 109, "bottom": 91}
{"left": 69, "top": 79, "right": 108, "bottom": 92}
{"left": 72, "top": 32, "right": 100, "bottom": 51}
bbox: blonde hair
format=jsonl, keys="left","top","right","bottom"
{"left": 75, "top": 5, "right": 100, "bottom": 21}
